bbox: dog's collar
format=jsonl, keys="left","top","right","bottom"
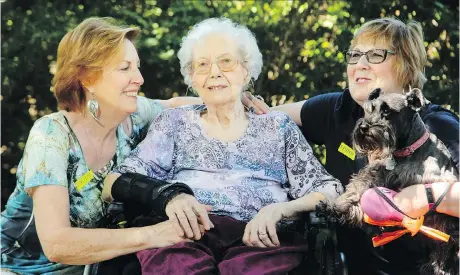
{"left": 393, "top": 130, "right": 430, "bottom": 157}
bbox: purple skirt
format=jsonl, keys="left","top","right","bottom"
{"left": 137, "top": 214, "right": 309, "bottom": 275}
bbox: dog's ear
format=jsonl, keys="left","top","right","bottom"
{"left": 368, "top": 88, "right": 382, "bottom": 101}
{"left": 405, "top": 88, "right": 425, "bottom": 111}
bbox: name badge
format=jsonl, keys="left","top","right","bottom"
{"left": 338, "top": 142, "right": 356, "bottom": 160}
{"left": 75, "top": 170, "right": 94, "bottom": 191}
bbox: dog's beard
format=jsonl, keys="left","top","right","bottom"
{"left": 353, "top": 122, "right": 396, "bottom": 160}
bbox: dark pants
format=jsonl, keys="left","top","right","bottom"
{"left": 338, "top": 227, "right": 425, "bottom": 275}
{"left": 137, "top": 215, "right": 309, "bottom": 275}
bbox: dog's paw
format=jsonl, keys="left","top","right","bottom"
{"left": 332, "top": 199, "right": 365, "bottom": 227}
{"left": 315, "top": 201, "right": 339, "bottom": 223}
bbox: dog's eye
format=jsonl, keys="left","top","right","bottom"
{"left": 380, "top": 103, "right": 392, "bottom": 117}
{"left": 382, "top": 109, "right": 392, "bottom": 117}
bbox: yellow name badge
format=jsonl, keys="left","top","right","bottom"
{"left": 338, "top": 142, "right": 356, "bottom": 161}
{"left": 75, "top": 170, "right": 94, "bottom": 191}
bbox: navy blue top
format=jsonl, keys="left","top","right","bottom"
{"left": 300, "top": 89, "right": 459, "bottom": 274}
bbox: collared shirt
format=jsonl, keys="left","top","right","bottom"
{"left": 115, "top": 105, "right": 343, "bottom": 223}
{"left": 300, "top": 89, "right": 459, "bottom": 274}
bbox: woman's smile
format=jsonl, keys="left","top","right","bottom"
{"left": 207, "top": 84, "right": 228, "bottom": 91}
{"left": 123, "top": 90, "right": 138, "bottom": 97}
{"left": 355, "top": 77, "right": 371, "bottom": 84}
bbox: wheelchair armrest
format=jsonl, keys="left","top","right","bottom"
{"left": 300, "top": 211, "right": 336, "bottom": 239}
{"left": 305, "top": 211, "right": 329, "bottom": 228}
{"left": 301, "top": 211, "right": 347, "bottom": 275}
{"left": 302, "top": 211, "right": 336, "bottom": 244}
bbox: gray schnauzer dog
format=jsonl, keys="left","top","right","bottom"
{"left": 320, "top": 88, "right": 459, "bottom": 274}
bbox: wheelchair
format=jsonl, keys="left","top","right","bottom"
{"left": 84, "top": 202, "right": 347, "bottom": 275}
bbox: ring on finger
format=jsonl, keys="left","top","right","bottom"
{"left": 258, "top": 231, "right": 268, "bottom": 236}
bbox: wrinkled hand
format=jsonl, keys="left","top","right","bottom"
{"left": 243, "top": 203, "right": 294, "bottom": 247}
{"left": 165, "top": 193, "right": 214, "bottom": 240}
{"left": 241, "top": 91, "right": 270, "bottom": 115}
{"left": 145, "top": 220, "right": 197, "bottom": 248}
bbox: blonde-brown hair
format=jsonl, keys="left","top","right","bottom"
{"left": 351, "top": 18, "right": 427, "bottom": 90}
{"left": 53, "top": 17, "right": 140, "bottom": 112}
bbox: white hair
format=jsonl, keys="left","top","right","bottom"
{"left": 177, "top": 17, "right": 263, "bottom": 87}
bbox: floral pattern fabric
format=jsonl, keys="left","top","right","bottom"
{"left": 115, "top": 105, "right": 343, "bottom": 222}
{"left": 1, "top": 96, "right": 163, "bottom": 275}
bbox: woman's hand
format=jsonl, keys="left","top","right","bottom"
{"left": 241, "top": 91, "right": 270, "bottom": 114}
{"left": 242, "top": 202, "right": 296, "bottom": 248}
{"left": 165, "top": 193, "right": 214, "bottom": 240}
{"left": 144, "top": 220, "right": 199, "bottom": 248}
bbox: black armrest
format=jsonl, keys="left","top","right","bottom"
{"left": 306, "top": 211, "right": 329, "bottom": 228}
{"left": 301, "top": 211, "right": 347, "bottom": 275}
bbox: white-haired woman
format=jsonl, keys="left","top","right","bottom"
{"left": 103, "top": 17, "right": 342, "bottom": 274}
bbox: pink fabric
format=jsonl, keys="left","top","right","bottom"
{"left": 360, "top": 187, "right": 404, "bottom": 222}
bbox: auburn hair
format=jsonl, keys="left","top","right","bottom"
{"left": 53, "top": 17, "right": 140, "bottom": 112}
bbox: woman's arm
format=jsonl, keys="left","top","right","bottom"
{"left": 31, "top": 185, "right": 187, "bottom": 265}
{"left": 242, "top": 191, "right": 326, "bottom": 248}
{"left": 272, "top": 93, "right": 339, "bottom": 146}
{"left": 284, "top": 192, "right": 328, "bottom": 214}
{"left": 102, "top": 172, "right": 212, "bottom": 241}
{"left": 423, "top": 109, "right": 459, "bottom": 171}
{"left": 104, "top": 108, "right": 212, "bottom": 240}
{"left": 158, "top": 96, "right": 203, "bottom": 109}
{"left": 159, "top": 93, "right": 270, "bottom": 113}
{"left": 271, "top": 101, "right": 305, "bottom": 126}
{"left": 282, "top": 114, "right": 343, "bottom": 203}
{"left": 394, "top": 182, "right": 459, "bottom": 218}
{"left": 242, "top": 114, "right": 342, "bottom": 248}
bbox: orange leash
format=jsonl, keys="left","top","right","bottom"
{"left": 364, "top": 214, "right": 450, "bottom": 247}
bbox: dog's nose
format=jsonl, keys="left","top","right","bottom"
{"left": 359, "top": 123, "right": 369, "bottom": 131}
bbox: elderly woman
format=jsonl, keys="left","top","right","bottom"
{"left": 269, "top": 18, "right": 459, "bottom": 275}
{"left": 0, "top": 17, "right": 208, "bottom": 275}
{"left": 103, "top": 17, "right": 342, "bottom": 274}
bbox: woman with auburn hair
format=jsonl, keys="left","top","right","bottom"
{"left": 0, "top": 17, "right": 207, "bottom": 274}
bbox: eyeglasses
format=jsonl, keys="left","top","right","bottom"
{"left": 189, "top": 55, "right": 241, "bottom": 74}
{"left": 345, "top": 49, "right": 395, "bottom": 65}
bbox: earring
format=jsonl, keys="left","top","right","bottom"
{"left": 87, "top": 93, "right": 103, "bottom": 125}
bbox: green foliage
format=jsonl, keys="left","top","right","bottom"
{"left": 1, "top": 0, "right": 458, "bottom": 207}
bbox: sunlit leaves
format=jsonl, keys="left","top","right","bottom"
{"left": 1, "top": 0, "right": 458, "bottom": 207}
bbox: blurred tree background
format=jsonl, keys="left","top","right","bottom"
{"left": 1, "top": 0, "right": 458, "bottom": 208}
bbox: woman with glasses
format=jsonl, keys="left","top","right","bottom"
{"left": 269, "top": 17, "right": 459, "bottom": 274}
{"left": 1, "top": 16, "right": 248, "bottom": 275}
{"left": 0, "top": 17, "right": 214, "bottom": 275}
{"left": 103, "top": 17, "right": 343, "bottom": 274}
